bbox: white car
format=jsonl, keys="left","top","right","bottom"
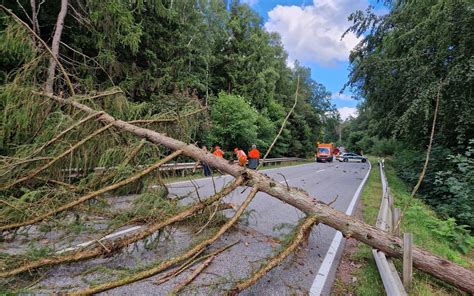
{"left": 337, "top": 153, "right": 367, "bottom": 163}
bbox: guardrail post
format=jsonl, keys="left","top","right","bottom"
{"left": 392, "top": 208, "right": 401, "bottom": 236}
{"left": 403, "top": 233, "right": 413, "bottom": 290}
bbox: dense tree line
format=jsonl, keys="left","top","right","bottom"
{"left": 0, "top": 0, "right": 339, "bottom": 158}
{"left": 343, "top": 0, "right": 473, "bottom": 230}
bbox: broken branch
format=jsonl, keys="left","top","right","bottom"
{"left": 0, "top": 176, "right": 243, "bottom": 277}
{"left": 27, "top": 111, "right": 105, "bottom": 160}
{"left": 155, "top": 240, "right": 240, "bottom": 286}
{"left": 128, "top": 107, "right": 207, "bottom": 125}
{"left": 170, "top": 255, "right": 214, "bottom": 295}
{"left": 1, "top": 122, "right": 113, "bottom": 191}
{"left": 227, "top": 215, "right": 318, "bottom": 295}
{"left": 0, "top": 150, "right": 182, "bottom": 232}
{"left": 71, "top": 186, "right": 258, "bottom": 295}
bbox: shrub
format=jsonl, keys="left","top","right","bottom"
{"left": 207, "top": 92, "right": 258, "bottom": 151}
{"left": 427, "top": 217, "right": 474, "bottom": 254}
{"left": 371, "top": 138, "right": 402, "bottom": 156}
{"left": 392, "top": 141, "right": 474, "bottom": 232}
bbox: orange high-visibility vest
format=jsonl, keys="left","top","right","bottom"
{"left": 236, "top": 150, "right": 247, "bottom": 166}
{"left": 248, "top": 149, "right": 260, "bottom": 159}
{"left": 213, "top": 148, "right": 224, "bottom": 158}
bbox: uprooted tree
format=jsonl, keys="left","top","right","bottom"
{"left": 0, "top": 4, "right": 473, "bottom": 295}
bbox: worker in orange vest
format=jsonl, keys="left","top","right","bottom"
{"left": 234, "top": 148, "right": 247, "bottom": 166}
{"left": 213, "top": 146, "right": 224, "bottom": 158}
{"left": 247, "top": 144, "right": 260, "bottom": 169}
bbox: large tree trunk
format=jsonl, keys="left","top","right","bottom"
{"left": 30, "top": 0, "right": 40, "bottom": 35}
{"left": 44, "top": 0, "right": 68, "bottom": 93}
{"left": 38, "top": 92, "right": 474, "bottom": 294}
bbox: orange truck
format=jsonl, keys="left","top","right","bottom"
{"left": 316, "top": 143, "right": 334, "bottom": 162}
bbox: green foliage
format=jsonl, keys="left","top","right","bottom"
{"left": 427, "top": 218, "right": 474, "bottom": 254}
{"left": 346, "top": 0, "right": 474, "bottom": 149}
{"left": 127, "top": 189, "right": 178, "bottom": 220}
{"left": 432, "top": 141, "right": 474, "bottom": 230}
{"left": 344, "top": 0, "right": 474, "bottom": 233}
{"left": 390, "top": 143, "right": 474, "bottom": 231}
{"left": 208, "top": 92, "right": 258, "bottom": 151}
{"left": 0, "top": 17, "right": 35, "bottom": 76}
{"left": 1, "top": 0, "right": 337, "bottom": 159}
{"left": 255, "top": 112, "right": 276, "bottom": 149}
{"left": 370, "top": 138, "right": 401, "bottom": 156}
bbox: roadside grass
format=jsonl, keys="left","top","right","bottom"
{"left": 336, "top": 157, "right": 472, "bottom": 296}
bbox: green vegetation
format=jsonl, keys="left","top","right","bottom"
{"left": 342, "top": 0, "right": 473, "bottom": 233}
{"left": 1, "top": 0, "right": 340, "bottom": 158}
{"left": 337, "top": 158, "right": 472, "bottom": 295}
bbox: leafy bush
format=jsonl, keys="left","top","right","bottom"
{"left": 370, "top": 138, "right": 402, "bottom": 156}
{"left": 433, "top": 140, "right": 474, "bottom": 230}
{"left": 391, "top": 141, "right": 474, "bottom": 232}
{"left": 427, "top": 218, "right": 474, "bottom": 254}
{"left": 207, "top": 92, "right": 258, "bottom": 151}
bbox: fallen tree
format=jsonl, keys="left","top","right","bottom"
{"left": 0, "top": 177, "right": 243, "bottom": 278}
{"left": 0, "top": 5, "right": 472, "bottom": 291}
{"left": 70, "top": 186, "right": 260, "bottom": 295}
{"left": 33, "top": 91, "right": 473, "bottom": 293}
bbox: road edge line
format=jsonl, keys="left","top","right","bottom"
{"left": 309, "top": 160, "right": 372, "bottom": 296}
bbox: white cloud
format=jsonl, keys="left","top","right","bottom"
{"left": 264, "top": 0, "right": 368, "bottom": 66}
{"left": 286, "top": 59, "right": 295, "bottom": 69}
{"left": 333, "top": 92, "right": 354, "bottom": 101}
{"left": 241, "top": 0, "right": 258, "bottom": 7}
{"left": 338, "top": 107, "right": 358, "bottom": 120}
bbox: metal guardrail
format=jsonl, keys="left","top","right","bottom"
{"left": 64, "top": 157, "right": 305, "bottom": 176}
{"left": 373, "top": 160, "right": 407, "bottom": 296}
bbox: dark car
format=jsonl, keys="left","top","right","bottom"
{"left": 337, "top": 153, "right": 367, "bottom": 163}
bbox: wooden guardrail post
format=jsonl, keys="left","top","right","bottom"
{"left": 403, "top": 233, "right": 413, "bottom": 289}
{"left": 392, "top": 208, "right": 401, "bottom": 236}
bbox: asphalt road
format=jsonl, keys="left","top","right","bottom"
{"left": 10, "top": 161, "right": 370, "bottom": 295}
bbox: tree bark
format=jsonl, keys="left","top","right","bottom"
{"left": 410, "top": 82, "right": 443, "bottom": 197}
{"left": 39, "top": 91, "right": 474, "bottom": 294}
{"left": 44, "top": 0, "right": 68, "bottom": 93}
{"left": 30, "top": 0, "right": 40, "bottom": 35}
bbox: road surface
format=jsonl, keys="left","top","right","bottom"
{"left": 4, "top": 161, "right": 370, "bottom": 295}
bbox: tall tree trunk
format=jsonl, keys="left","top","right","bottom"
{"left": 39, "top": 91, "right": 474, "bottom": 294}
{"left": 410, "top": 82, "right": 442, "bottom": 198}
{"left": 44, "top": 0, "right": 68, "bottom": 93}
{"left": 30, "top": 0, "right": 40, "bottom": 35}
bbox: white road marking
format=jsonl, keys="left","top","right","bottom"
{"left": 56, "top": 225, "right": 143, "bottom": 254}
{"left": 309, "top": 161, "right": 372, "bottom": 296}
{"left": 53, "top": 163, "right": 331, "bottom": 257}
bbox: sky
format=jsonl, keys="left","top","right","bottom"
{"left": 242, "top": 0, "right": 387, "bottom": 120}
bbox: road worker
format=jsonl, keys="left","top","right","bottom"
{"left": 193, "top": 145, "right": 212, "bottom": 176}
{"left": 213, "top": 146, "right": 224, "bottom": 158}
{"left": 247, "top": 144, "right": 260, "bottom": 169}
{"left": 234, "top": 147, "right": 247, "bottom": 166}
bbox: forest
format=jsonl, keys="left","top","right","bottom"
{"left": 341, "top": 0, "right": 473, "bottom": 231}
{"left": 1, "top": 0, "right": 339, "bottom": 159}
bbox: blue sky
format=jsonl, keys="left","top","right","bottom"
{"left": 242, "top": 0, "right": 387, "bottom": 120}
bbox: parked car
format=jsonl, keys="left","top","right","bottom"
{"left": 337, "top": 153, "right": 367, "bottom": 163}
